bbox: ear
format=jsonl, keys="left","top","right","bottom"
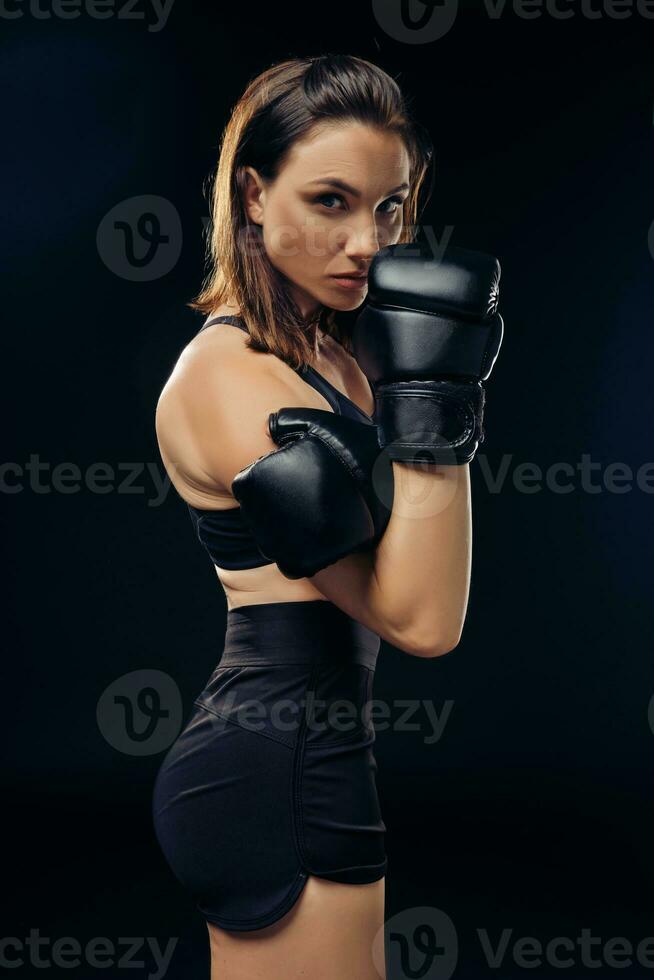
{"left": 241, "top": 166, "right": 266, "bottom": 226}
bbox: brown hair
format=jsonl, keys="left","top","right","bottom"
{"left": 189, "top": 53, "right": 435, "bottom": 371}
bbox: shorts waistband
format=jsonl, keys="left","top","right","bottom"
{"left": 220, "top": 600, "right": 380, "bottom": 670}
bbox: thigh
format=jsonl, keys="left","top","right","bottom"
{"left": 207, "top": 874, "right": 386, "bottom": 980}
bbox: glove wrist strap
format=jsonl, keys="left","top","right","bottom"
{"left": 374, "top": 379, "right": 486, "bottom": 465}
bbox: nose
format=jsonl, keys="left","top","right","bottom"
{"left": 339, "top": 218, "right": 387, "bottom": 266}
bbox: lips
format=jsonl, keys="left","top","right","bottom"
{"left": 330, "top": 274, "right": 368, "bottom": 290}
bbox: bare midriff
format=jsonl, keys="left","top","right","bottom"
{"left": 210, "top": 560, "right": 329, "bottom": 611}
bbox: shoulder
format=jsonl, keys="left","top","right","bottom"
{"left": 155, "top": 317, "right": 305, "bottom": 501}
{"left": 162, "top": 316, "right": 292, "bottom": 415}
{"left": 157, "top": 324, "right": 294, "bottom": 449}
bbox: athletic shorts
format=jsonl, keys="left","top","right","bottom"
{"left": 151, "top": 599, "right": 387, "bottom": 931}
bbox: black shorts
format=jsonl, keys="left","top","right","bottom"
{"left": 151, "top": 600, "right": 387, "bottom": 932}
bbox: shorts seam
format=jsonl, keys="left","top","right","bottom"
{"left": 291, "top": 664, "right": 319, "bottom": 868}
{"left": 303, "top": 726, "right": 376, "bottom": 747}
{"left": 193, "top": 699, "right": 296, "bottom": 750}
{"left": 308, "top": 858, "right": 388, "bottom": 877}
{"left": 303, "top": 664, "right": 376, "bottom": 746}
{"left": 199, "top": 867, "right": 308, "bottom": 930}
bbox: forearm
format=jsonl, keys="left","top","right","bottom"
{"left": 309, "top": 461, "right": 472, "bottom": 657}
{"left": 371, "top": 462, "right": 472, "bottom": 653}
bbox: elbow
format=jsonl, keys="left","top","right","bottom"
{"left": 391, "top": 622, "right": 463, "bottom": 659}
{"left": 417, "top": 636, "right": 461, "bottom": 659}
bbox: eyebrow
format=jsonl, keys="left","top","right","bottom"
{"left": 305, "top": 178, "right": 410, "bottom": 198}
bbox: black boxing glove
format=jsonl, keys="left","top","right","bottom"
{"left": 231, "top": 408, "right": 393, "bottom": 580}
{"left": 353, "top": 243, "right": 504, "bottom": 465}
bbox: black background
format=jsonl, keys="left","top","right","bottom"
{"left": 4, "top": 1, "right": 654, "bottom": 977}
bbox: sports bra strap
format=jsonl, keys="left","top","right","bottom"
{"left": 199, "top": 315, "right": 248, "bottom": 333}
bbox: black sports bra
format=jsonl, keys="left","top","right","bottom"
{"left": 186, "top": 315, "right": 374, "bottom": 570}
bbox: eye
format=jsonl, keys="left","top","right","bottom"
{"left": 315, "top": 193, "right": 346, "bottom": 211}
{"left": 379, "top": 195, "right": 405, "bottom": 215}
{"left": 314, "top": 193, "right": 405, "bottom": 215}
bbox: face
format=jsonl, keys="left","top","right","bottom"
{"left": 242, "top": 122, "right": 411, "bottom": 319}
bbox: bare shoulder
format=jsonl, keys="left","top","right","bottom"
{"left": 158, "top": 315, "right": 292, "bottom": 421}
{"left": 155, "top": 318, "right": 318, "bottom": 507}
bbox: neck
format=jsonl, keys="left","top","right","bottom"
{"left": 305, "top": 310, "right": 326, "bottom": 358}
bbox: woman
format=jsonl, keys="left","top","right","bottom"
{"left": 152, "top": 53, "right": 481, "bottom": 979}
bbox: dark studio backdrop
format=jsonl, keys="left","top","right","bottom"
{"left": 3, "top": 1, "right": 653, "bottom": 978}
